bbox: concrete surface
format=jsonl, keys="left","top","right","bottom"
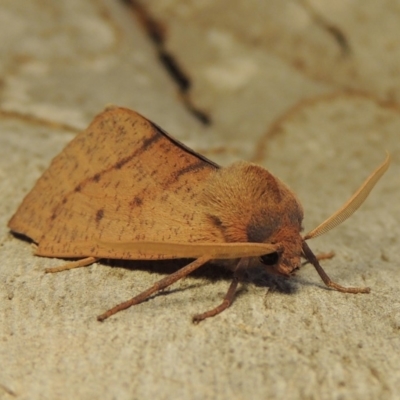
{"left": 1, "top": 1, "right": 400, "bottom": 399}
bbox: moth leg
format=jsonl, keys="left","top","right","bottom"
{"left": 97, "top": 256, "right": 211, "bottom": 322}
{"left": 45, "top": 257, "right": 100, "bottom": 273}
{"left": 192, "top": 272, "right": 242, "bottom": 324}
{"left": 301, "top": 251, "right": 334, "bottom": 266}
{"left": 302, "top": 242, "right": 370, "bottom": 294}
{"left": 315, "top": 251, "right": 335, "bottom": 261}
{"left": 192, "top": 257, "right": 249, "bottom": 323}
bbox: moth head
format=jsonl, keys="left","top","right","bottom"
{"left": 201, "top": 161, "right": 304, "bottom": 275}
{"left": 258, "top": 224, "right": 303, "bottom": 276}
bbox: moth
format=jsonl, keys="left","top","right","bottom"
{"left": 8, "top": 106, "right": 390, "bottom": 322}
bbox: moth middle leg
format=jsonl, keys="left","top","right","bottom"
{"left": 192, "top": 273, "right": 241, "bottom": 323}
{"left": 192, "top": 257, "right": 249, "bottom": 323}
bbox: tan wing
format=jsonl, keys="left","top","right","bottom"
{"left": 8, "top": 107, "right": 224, "bottom": 259}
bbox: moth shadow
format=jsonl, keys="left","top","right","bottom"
{"left": 101, "top": 258, "right": 232, "bottom": 299}
{"left": 102, "top": 259, "right": 298, "bottom": 296}
{"left": 102, "top": 258, "right": 232, "bottom": 281}
{"left": 246, "top": 268, "right": 299, "bottom": 295}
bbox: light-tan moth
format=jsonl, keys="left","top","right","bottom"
{"left": 8, "top": 106, "right": 390, "bottom": 322}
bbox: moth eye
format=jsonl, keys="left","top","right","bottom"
{"left": 260, "top": 252, "right": 280, "bottom": 266}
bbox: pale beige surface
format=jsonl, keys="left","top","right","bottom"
{"left": 1, "top": 1, "right": 400, "bottom": 399}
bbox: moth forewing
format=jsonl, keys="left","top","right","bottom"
{"left": 8, "top": 107, "right": 221, "bottom": 257}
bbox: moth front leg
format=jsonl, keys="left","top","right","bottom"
{"left": 302, "top": 242, "right": 370, "bottom": 294}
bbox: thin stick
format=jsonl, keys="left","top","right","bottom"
{"left": 97, "top": 256, "right": 211, "bottom": 321}
{"left": 302, "top": 241, "right": 370, "bottom": 294}
{"left": 45, "top": 257, "right": 99, "bottom": 273}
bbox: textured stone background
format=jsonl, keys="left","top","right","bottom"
{"left": 1, "top": 1, "right": 400, "bottom": 399}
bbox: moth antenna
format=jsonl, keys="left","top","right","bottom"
{"left": 304, "top": 152, "right": 390, "bottom": 240}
